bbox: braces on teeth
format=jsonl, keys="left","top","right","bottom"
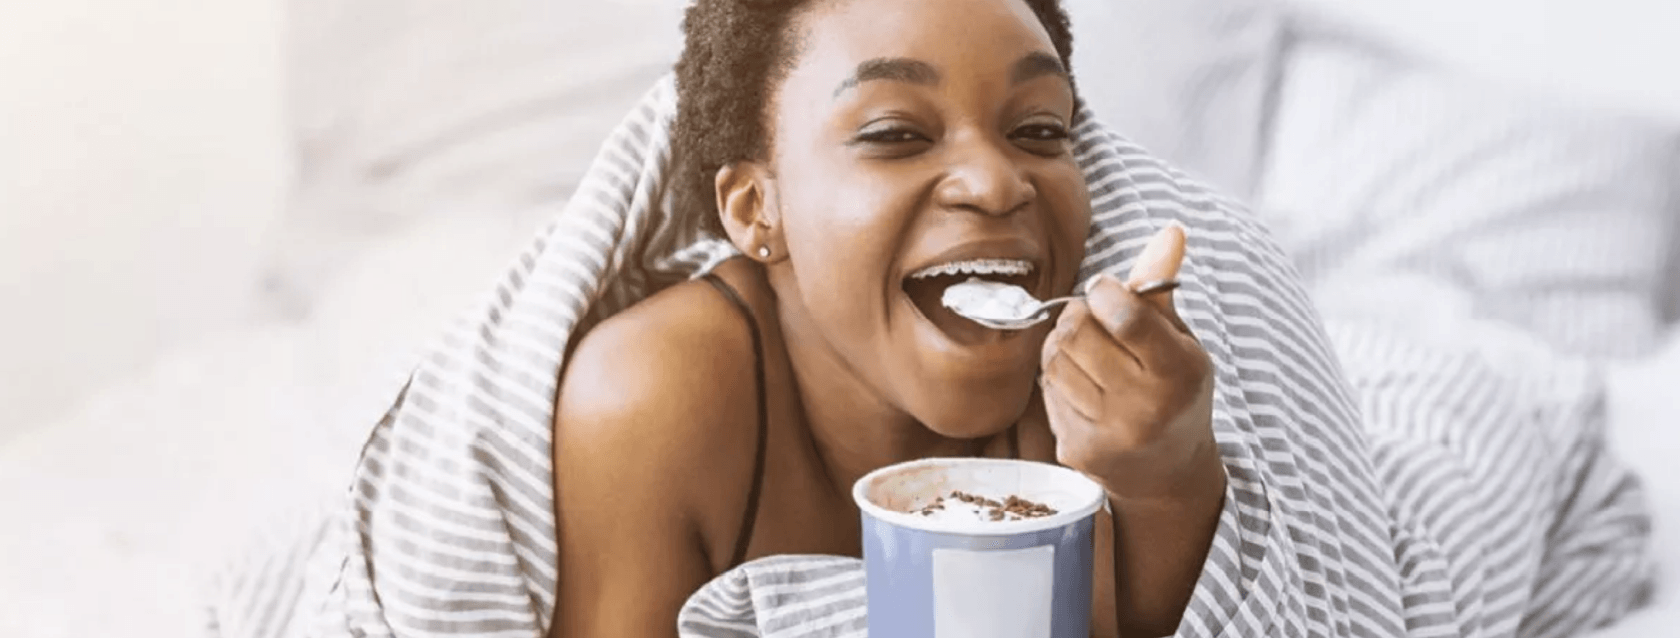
{"left": 908, "top": 259, "right": 1033, "bottom": 280}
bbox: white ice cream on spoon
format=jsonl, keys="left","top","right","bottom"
{"left": 940, "top": 278, "right": 1042, "bottom": 325}
{"left": 939, "top": 225, "right": 1190, "bottom": 330}
{"left": 904, "top": 258, "right": 1046, "bottom": 329}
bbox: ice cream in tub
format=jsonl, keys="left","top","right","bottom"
{"left": 852, "top": 457, "right": 1107, "bottom": 638}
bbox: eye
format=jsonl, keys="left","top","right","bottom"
{"left": 856, "top": 125, "right": 929, "bottom": 145}
{"left": 1012, "top": 123, "right": 1070, "bottom": 142}
{"left": 1011, "top": 121, "right": 1071, "bottom": 157}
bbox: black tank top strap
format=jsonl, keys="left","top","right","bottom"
{"left": 699, "top": 271, "right": 770, "bottom": 572}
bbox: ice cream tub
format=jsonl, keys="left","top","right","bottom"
{"left": 851, "top": 457, "right": 1107, "bottom": 638}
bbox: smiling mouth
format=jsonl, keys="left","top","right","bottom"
{"left": 902, "top": 259, "right": 1039, "bottom": 342}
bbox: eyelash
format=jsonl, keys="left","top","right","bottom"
{"left": 1014, "top": 124, "right": 1070, "bottom": 142}
{"left": 857, "top": 127, "right": 926, "bottom": 144}
{"left": 856, "top": 124, "right": 1071, "bottom": 146}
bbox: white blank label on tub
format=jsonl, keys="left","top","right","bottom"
{"left": 931, "top": 545, "right": 1054, "bottom": 638}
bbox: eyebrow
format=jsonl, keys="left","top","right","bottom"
{"left": 833, "top": 57, "right": 939, "bottom": 98}
{"left": 832, "top": 52, "right": 1068, "bottom": 99}
{"left": 1011, "top": 51, "right": 1067, "bottom": 85}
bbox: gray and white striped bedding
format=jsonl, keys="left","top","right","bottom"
{"left": 202, "top": 74, "right": 1654, "bottom": 637}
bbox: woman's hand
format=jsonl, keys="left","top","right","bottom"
{"left": 1039, "top": 224, "right": 1221, "bottom": 504}
{"left": 1040, "top": 224, "right": 1226, "bottom": 636}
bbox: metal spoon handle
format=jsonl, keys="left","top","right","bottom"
{"left": 959, "top": 278, "right": 1184, "bottom": 331}
{"left": 1029, "top": 295, "right": 1081, "bottom": 314}
{"left": 1131, "top": 278, "right": 1182, "bottom": 296}
{"left": 1043, "top": 278, "right": 1180, "bottom": 312}
{"left": 1024, "top": 278, "right": 1182, "bottom": 320}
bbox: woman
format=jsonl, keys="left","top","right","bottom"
{"left": 553, "top": 0, "right": 1222, "bottom": 635}
{"left": 300, "top": 0, "right": 1652, "bottom": 636}
{"left": 564, "top": 0, "right": 1223, "bottom": 634}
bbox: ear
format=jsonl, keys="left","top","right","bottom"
{"left": 715, "top": 161, "right": 785, "bottom": 263}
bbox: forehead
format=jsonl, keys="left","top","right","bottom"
{"left": 784, "top": 0, "right": 1060, "bottom": 90}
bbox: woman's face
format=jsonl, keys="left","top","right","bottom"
{"left": 764, "top": 0, "right": 1091, "bottom": 437}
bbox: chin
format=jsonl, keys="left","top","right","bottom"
{"left": 912, "top": 376, "right": 1036, "bottom": 441}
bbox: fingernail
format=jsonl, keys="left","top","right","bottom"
{"left": 1137, "top": 230, "right": 1173, "bottom": 268}
{"left": 1082, "top": 272, "right": 1117, "bottom": 295}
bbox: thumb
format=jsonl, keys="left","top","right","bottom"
{"left": 1125, "top": 224, "right": 1186, "bottom": 316}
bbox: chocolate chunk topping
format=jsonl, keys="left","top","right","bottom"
{"left": 909, "top": 490, "right": 1058, "bottom": 521}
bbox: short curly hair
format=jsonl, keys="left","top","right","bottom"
{"left": 670, "top": 0, "right": 1077, "bottom": 236}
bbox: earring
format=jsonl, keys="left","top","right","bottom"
{"left": 757, "top": 245, "right": 771, "bottom": 259}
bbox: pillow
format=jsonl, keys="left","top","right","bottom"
{"left": 1256, "top": 27, "right": 1680, "bottom": 359}
{"left": 1065, "top": 0, "right": 1285, "bottom": 200}
{"left": 267, "top": 0, "right": 1286, "bottom": 319}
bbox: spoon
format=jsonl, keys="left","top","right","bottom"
{"left": 942, "top": 277, "right": 1182, "bottom": 331}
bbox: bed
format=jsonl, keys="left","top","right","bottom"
{"left": 2, "top": 0, "right": 1676, "bottom": 635}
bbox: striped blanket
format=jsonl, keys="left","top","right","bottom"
{"left": 203, "top": 74, "right": 1653, "bottom": 637}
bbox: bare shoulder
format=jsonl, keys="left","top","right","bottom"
{"left": 555, "top": 272, "right": 761, "bottom": 486}
{"left": 550, "top": 273, "right": 764, "bottom": 634}
{"left": 552, "top": 266, "right": 771, "bottom": 541}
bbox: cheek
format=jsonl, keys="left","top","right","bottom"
{"left": 778, "top": 166, "right": 919, "bottom": 293}
{"left": 1044, "top": 168, "right": 1094, "bottom": 275}
{"left": 779, "top": 183, "right": 903, "bottom": 316}
{"left": 1054, "top": 163, "right": 1094, "bottom": 228}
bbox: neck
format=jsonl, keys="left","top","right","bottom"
{"left": 766, "top": 271, "right": 990, "bottom": 502}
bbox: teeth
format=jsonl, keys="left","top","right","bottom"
{"left": 908, "top": 259, "right": 1034, "bottom": 280}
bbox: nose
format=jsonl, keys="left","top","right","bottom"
{"left": 934, "top": 134, "right": 1035, "bottom": 217}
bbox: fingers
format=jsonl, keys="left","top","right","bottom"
{"left": 1125, "top": 224, "right": 1186, "bottom": 284}
{"left": 1125, "top": 224, "right": 1186, "bottom": 316}
{"left": 1052, "top": 302, "right": 1141, "bottom": 382}
{"left": 1040, "top": 302, "right": 1109, "bottom": 418}
{"left": 1083, "top": 276, "right": 1196, "bottom": 372}
{"left": 1042, "top": 295, "right": 1206, "bottom": 424}
{"left": 1043, "top": 388, "right": 1095, "bottom": 469}
{"left": 1041, "top": 350, "right": 1101, "bottom": 422}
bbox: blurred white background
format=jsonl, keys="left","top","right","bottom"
{"left": 1322, "top": 0, "right": 1680, "bottom": 120}
{"left": 0, "top": 0, "right": 288, "bottom": 440}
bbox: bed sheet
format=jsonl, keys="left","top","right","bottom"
{"left": 1588, "top": 335, "right": 1680, "bottom": 637}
